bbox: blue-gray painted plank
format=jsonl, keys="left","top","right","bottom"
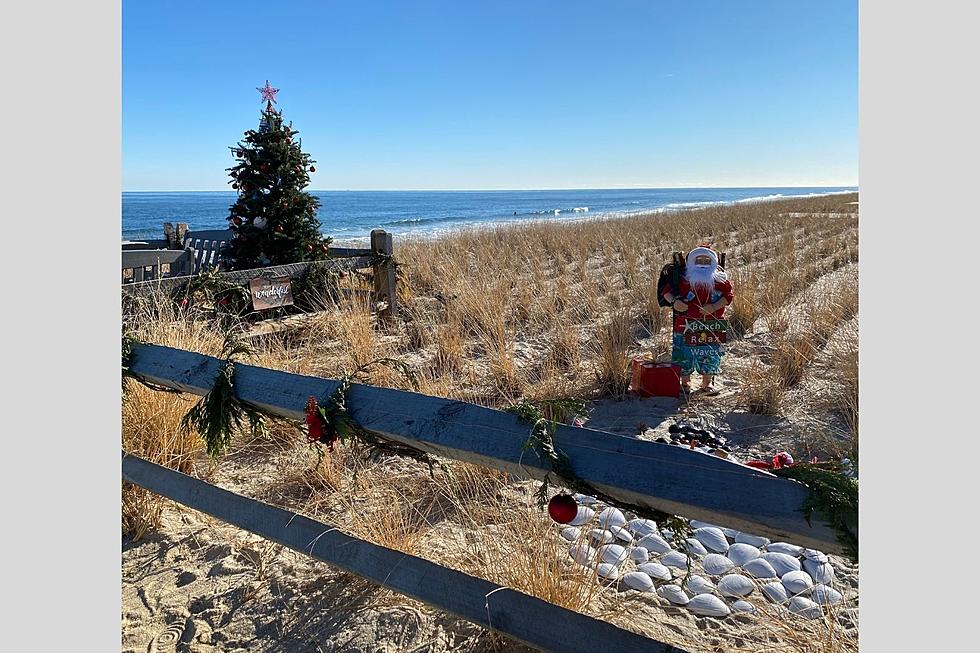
{"left": 126, "top": 343, "right": 844, "bottom": 552}
{"left": 122, "top": 452, "right": 684, "bottom": 653}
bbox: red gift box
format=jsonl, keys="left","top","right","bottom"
{"left": 630, "top": 359, "right": 682, "bottom": 398}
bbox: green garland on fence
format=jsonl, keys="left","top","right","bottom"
{"left": 305, "top": 358, "right": 447, "bottom": 476}
{"left": 177, "top": 267, "right": 251, "bottom": 317}
{"left": 772, "top": 461, "right": 859, "bottom": 562}
{"left": 181, "top": 334, "right": 265, "bottom": 458}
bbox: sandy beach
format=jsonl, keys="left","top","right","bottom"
{"left": 123, "top": 192, "right": 859, "bottom": 652}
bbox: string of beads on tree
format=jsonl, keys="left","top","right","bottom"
{"left": 222, "top": 81, "right": 331, "bottom": 270}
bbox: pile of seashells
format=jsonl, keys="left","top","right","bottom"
{"left": 561, "top": 495, "right": 845, "bottom": 620}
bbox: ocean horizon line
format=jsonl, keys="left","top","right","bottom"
{"left": 123, "top": 185, "right": 858, "bottom": 194}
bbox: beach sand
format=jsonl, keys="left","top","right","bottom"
{"left": 123, "top": 194, "right": 859, "bottom": 652}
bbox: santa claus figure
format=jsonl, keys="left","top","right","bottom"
{"left": 660, "top": 245, "right": 735, "bottom": 396}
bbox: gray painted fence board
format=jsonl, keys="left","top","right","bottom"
{"left": 126, "top": 343, "right": 845, "bottom": 552}
{"left": 122, "top": 453, "right": 683, "bottom": 653}
{"left": 121, "top": 249, "right": 193, "bottom": 269}
{"left": 120, "top": 256, "right": 375, "bottom": 297}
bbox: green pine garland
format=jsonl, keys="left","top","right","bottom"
{"left": 181, "top": 335, "right": 265, "bottom": 458}
{"left": 772, "top": 461, "right": 859, "bottom": 562}
{"left": 307, "top": 358, "right": 448, "bottom": 477}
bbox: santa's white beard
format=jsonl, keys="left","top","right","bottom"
{"left": 687, "top": 265, "right": 717, "bottom": 291}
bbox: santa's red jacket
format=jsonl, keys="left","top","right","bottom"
{"left": 661, "top": 278, "right": 735, "bottom": 334}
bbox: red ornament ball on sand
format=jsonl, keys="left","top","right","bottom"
{"left": 547, "top": 494, "right": 579, "bottom": 524}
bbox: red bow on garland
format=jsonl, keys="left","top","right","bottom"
{"left": 305, "top": 396, "right": 338, "bottom": 449}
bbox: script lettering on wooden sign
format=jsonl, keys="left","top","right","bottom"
{"left": 249, "top": 276, "right": 294, "bottom": 310}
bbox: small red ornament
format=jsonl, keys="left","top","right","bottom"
{"left": 217, "top": 298, "right": 229, "bottom": 306}
{"left": 321, "top": 242, "right": 329, "bottom": 251}
{"left": 547, "top": 494, "right": 579, "bottom": 524}
{"left": 309, "top": 166, "right": 316, "bottom": 173}
{"left": 260, "top": 164, "right": 268, "bottom": 172}
{"left": 306, "top": 244, "right": 314, "bottom": 253}
{"left": 232, "top": 217, "right": 242, "bottom": 226}
{"left": 179, "top": 298, "right": 189, "bottom": 308}
{"left": 276, "top": 224, "right": 284, "bottom": 233}
{"left": 232, "top": 183, "right": 238, "bottom": 190}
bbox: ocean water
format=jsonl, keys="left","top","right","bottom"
{"left": 122, "top": 187, "right": 857, "bottom": 244}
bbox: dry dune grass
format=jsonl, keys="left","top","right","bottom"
{"left": 122, "top": 193, "right": 859, "bottom": 653}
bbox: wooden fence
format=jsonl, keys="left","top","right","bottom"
{"left": 126, "top": 343, "right": 845, "bottom": 552}
{"left": 122, "top": 452, "right": 685, "bottom": 653}
{"left": 121, "top": 225, "right": 398, "bottom": 319}
{"left": 124, "top": 342, "right": 851, "bottom": 650}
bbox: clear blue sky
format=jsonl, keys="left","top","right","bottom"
{"left": 123, "top": 1, "right": 857, "bottom": 191}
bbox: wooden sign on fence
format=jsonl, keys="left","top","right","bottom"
{"left": 249, "top": 276, "right": 294, "bottom": 310}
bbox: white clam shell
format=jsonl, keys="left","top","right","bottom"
{"left": 573, "top": 493, "right": 599, "bottom": 506}
{"left": 803, "top": 558, "right": 835, "bottom": 584}
{"left": 569, "top": 506, "right": 595, "bottom": 526}
{"left": 810, "top": 584, "right": 844, "bottom": 606}
{"left": 609, "top": 525, "right": 634, "bottom": 543}
{"left": 597, "top": 562, "right": 620, "bottom": 580}
{"left": 684, "top": 538, "right": 709, "bottom": 557}
{"left": 657, "top": 584, "right": 690, "bottom": 605}
{"left": 560, "top": 526, "right": 581, "bottom": 542}
{"left": 637, "top": 533, "right": 672, "bottom": 555}
{"left": 660, "top": 550, "right": 690, "bottom": 569}
{"left": 597, "top": 507, "right": 627, "bottom": 528}
{"left": 627, "top": 518, "right": 658, "bottom": 536}
{"left": 589, "top": 529, "right": 615, "bottom": 545}
{"left": 687, "top": 593, "right": 731, "bottom": 617}
{"left": 731, "top": 600, "right": 756, "bottom": 614}
{"left": 629, "top": 546, "right": 650, "bottom": 563}
{"left": 781, "top": 570, "right": 815, "bottom": 595}
{"left": 727, "top": 543, "right": 761, "bottom": 567}
{"left": 568, "top": 543, "right": 597, "bottom": 566}
{"left": 599, "top": 544, "right": 629, "bottom": 566}
{"left": 693, "top": 527, "right": 730, "bottom": 553}
{"left": 702, "top": 553, "right": 736, "bottom": 576}
{"left": 766, "top": 542, "right": 804, "bottom": 556}
{"left": 762, "top": 581, "right": 789, "bottom": 604}
{"left": 788, "top": 596, "right": 823, "bottom": 620}
{"left": 734, "top": 532, "right": 771, "bottom": 548}
{"left": 742, "top": 558, "right": 778, "bottom": 579}
{"left": 761, "top": 552, "right": 802, "bottom": 577}
{"left": 690, "top": 520, "right": 737, "bottom": 537}
{"left": 717, "top": 574, "right": 755, "bottom": 598}
{"left": 622, "top": 571, "right": 656, "bottom": 592}
{"left": 684, "top": 575, "right": 716, "bottom": 595}
{"left": 803, "top": 548, "right": 828, "bottom": 563}
{"left": 638, "top": 562, "right": 672, "bottom": 581}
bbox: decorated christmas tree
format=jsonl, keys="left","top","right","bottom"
{"left": 222, "top": 81, "right": 331, "bottom": 270}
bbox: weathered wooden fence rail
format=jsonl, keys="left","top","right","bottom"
{"left": 122, "top": 225, "right": 399, "bottom": 319}
{"left": 126, "top": 343, "right": 845, "bottom": 553}
{"left": 122, "top": 452, "right": 683, "bottom": 653}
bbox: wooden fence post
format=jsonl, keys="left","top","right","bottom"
{"left": 370, "top": 229, "right": 398, "bottom": 321}
{"left": 163, "top": 223, "right": 177, "bottom": 249}
{"left": 176, "top": 222, "right": 189, "bottom": 249}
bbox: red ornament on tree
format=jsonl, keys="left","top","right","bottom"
{"left": 260, "top": 163, "right": 269, "bottom": 172}
{"left": 309, "top": 165, "right": 316, "bottom": 173}
{"left": 547, "top": 494, "right": 578, "bottom": 524}
{"left": 276, "top": 224, "right": 284, "bottom": 233}
{"left": 232, "top": 183, "right": 238, "bottom": 190}
{"left": 232, "top": 216, "right": 242, "bottom": 226}
{"left": 306, "top": 244, "right": 314, "bottom": 253}
{"left": 321, "top": 242, "right": 329, "bottom": 252}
